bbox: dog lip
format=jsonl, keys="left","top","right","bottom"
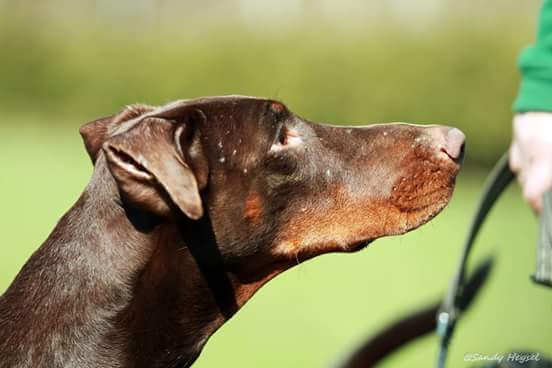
{"left": 349, "top": 240, "right": 373, "bottom": 252}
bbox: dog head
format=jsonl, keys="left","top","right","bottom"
{"left": 80, "top": 95, "right": 464, "bottom": 281}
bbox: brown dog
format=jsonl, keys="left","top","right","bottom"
{"left": 0, "top": 96, "right": 464, "bottom": 368}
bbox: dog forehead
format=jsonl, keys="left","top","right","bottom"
{"left": 159, "top": 95, "right": 271, "bottom": 115}
{"left": 110, "top": 95, "right": 274, "bottom": 137}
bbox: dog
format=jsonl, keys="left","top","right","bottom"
{"left": 0, "top": 95, "right": 465, "bottom": 368}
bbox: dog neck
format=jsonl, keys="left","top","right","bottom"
{"left": 0, "top": 155, "right": 284, "bottom": 368}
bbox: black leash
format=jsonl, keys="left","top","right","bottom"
{"left": 436, "top": 152, "right": 552, "bottom": 368}
{"left": 436, "top": 152, "right": 515, "bottom": 368}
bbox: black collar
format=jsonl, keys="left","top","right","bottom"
{"left": 178, "top": 212, "right": 238, "bottom": 320}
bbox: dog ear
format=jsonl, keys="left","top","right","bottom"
{"left": 80, "top": 115, "right": 114, "bottom": 163}
{"left": 102, "top": 113, "right": 207, "bottom": 220}
{"left": 80, "top": 104, "right": 154, "bottom": 163}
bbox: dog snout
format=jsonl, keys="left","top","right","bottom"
{"left": 427, "top": 126, "right": 466, "bottom": 163}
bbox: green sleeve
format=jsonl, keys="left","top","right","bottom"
{"left": 514, "top": 0, "right": 552, "bottom": 112}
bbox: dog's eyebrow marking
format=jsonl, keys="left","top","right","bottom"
{"left": 244, "top": 191, "right": 263, "bottom": 223}
{"left": 270, "top": 102, "right": 285, "bottom": 113}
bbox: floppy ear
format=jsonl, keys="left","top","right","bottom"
{"left": 102, "top": 116, "right": 207, "bottom": 220}
{"left": 80, "top": 104, "right": 154, "bottom": 163}
{"left": 80, "top": 115, "right": 114, "bottom": 163}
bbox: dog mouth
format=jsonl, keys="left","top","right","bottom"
{"left": 276, "top": 155, "right": 461, "bottom": 259}
{"left": 342, "top": 190, "right": 453, "bottom": 254}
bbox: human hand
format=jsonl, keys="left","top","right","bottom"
{"left": 510, "top": 112, "right": 552, "bottom": 213}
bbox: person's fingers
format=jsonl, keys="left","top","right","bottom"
{"left": 511, "top": 112, "right": 552, "bottom": 213}
{"left": 521, "top": 161, "right": 552, "bottom": 214}
{"left": 522, "top": 184, "right": 544, "bottom": 214}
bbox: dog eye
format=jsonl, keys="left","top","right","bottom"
{"left": 271, "top": 126, "right": 302, "bottom": 151}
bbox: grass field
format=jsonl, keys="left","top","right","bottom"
{"left": 1, "top": 119, "right": 550, "bottom": 367}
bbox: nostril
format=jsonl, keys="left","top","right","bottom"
{"left": 442, "top": 127, "right": 466, "bottom": 161}
{"left": 440, "top": 143, "right": 465, "bottom": 163}
{"left": 459, "top": 142, "right": 466, "bottom": 159}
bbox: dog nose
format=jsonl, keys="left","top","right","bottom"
{"left": 428, "top": 126, "right": 466, "bottom": 162}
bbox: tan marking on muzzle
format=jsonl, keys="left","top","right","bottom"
{"left": 273, "top": 162, "right": 456, "bottom": 259}
{"left": 244, "top": 191, "right": 264, "bottom": 224}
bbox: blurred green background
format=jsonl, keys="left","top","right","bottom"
{"left": 1, "top": 0, "right": 550, "bottom": 367}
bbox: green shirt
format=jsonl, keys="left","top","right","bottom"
{"left": 514, "top": 0, "right": 552, "bottom": 112}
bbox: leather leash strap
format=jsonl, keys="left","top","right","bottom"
{"left": 436, "top": 152, "right": 552, "bottom": 368}
{"left": 533, "top": 191, "right": 552, "bottom": 287}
